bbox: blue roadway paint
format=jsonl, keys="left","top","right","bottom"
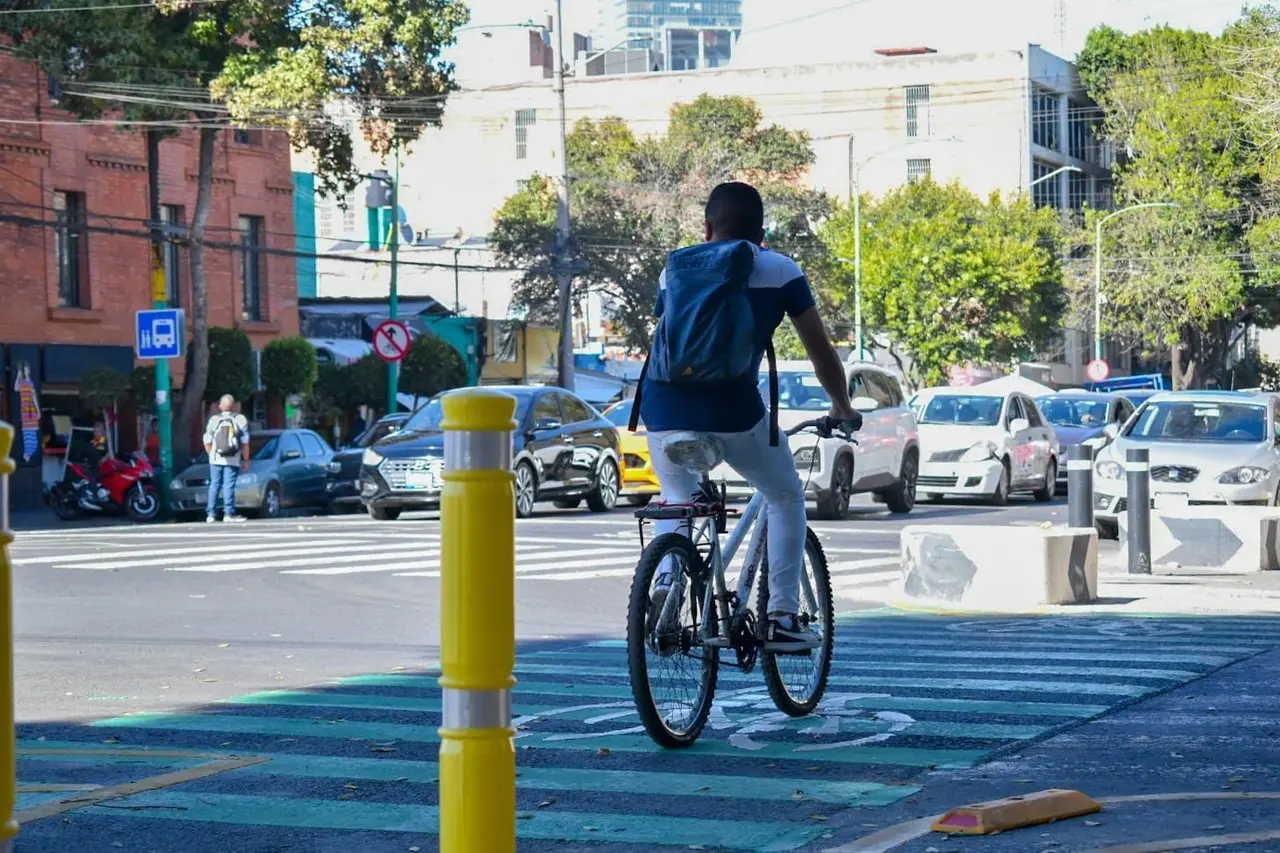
{"left": 22, "top": 611, "right": 1280, "bottom": 852}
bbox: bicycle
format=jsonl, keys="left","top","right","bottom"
{"left": 626, "top": 416, "right": 857, "bottom": 748}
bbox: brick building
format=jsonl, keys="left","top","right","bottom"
{"left": 0, "top": 52, "right": 298, "bottom": 506}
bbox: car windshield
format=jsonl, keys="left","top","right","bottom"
{"left": 251, "top": 435, "right": 279, "bottom": 460}
{"left": 402, "top": 395, "right": 534, "bottom": 432}
{"left": 1125, "top": 401, "right": 1268, "bottom": 443}
{"left": 920, "top": 395, "right": 1003, "bottom": 426}
{"left": 762, "top": 372, "right": 832, "bottom": 411}
{"left": 1038, "top": 397, "right": 1109, "bottom": 428}
{"left": 604, "top": 400, "right": 640, "bottom": 429}
{"left": 357, "top": 419, "right": 402, "bottom": 447}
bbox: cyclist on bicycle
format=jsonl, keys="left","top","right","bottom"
{"left": 632, "top": 181, "right": 860, "bottom": 652}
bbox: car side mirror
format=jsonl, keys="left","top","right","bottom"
{"left": 282, "top": 450, "right": 302, "bottom": 461}
{"left": 1008, "top": 417, "right": 1030, "bottom": 434}
{"left": 1103, "top": 422, "right": 1121, "bottom": 441}
{"left": 534, "top": 417, "right": 561, "bottom": 432}
{"left": 851, "top": 396, "right": 878, "bottom": 412}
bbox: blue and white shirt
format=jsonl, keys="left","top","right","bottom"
{"left": 639, "top": 244, "right": 816, "bottom": 434}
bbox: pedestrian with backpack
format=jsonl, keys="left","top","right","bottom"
{"left": 203, "top": 394, "right": 250, "bottom": 523}
{"left": 630, "top": 181, "right": 860, "bottom": 651}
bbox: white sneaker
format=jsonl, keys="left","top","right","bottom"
{"left": 205, "top": 516, "right": 217, "bottom": 524}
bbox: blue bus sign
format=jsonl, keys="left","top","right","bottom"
{"left": 136, "top": 308, "right": 185, "bottom": 359}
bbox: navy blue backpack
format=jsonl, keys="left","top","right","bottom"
{"left": 630, "top": 240, "right": 779, "bottom": 445}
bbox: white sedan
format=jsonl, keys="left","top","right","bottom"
{"left": 915, "top": 387, "right": 1059, "bottom": 505}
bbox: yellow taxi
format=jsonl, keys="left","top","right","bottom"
{"left": 603, "top": 398, "right": 660, "bottom": 506}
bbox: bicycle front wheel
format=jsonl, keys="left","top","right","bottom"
{"left": 627, "top": 532, "right": 718, "bottom": 748}
{"left": 757, "top": 527, "right": 835, "bottom": 717}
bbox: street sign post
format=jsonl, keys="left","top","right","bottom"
{"left": 373, "top": 319, "right": 411, "bottom": 364}
{"left": 1086, "top": 358, "right": 1110, "bottom": 383}
{"left": 136, "top": 309, "right": 186, "bottom": 360}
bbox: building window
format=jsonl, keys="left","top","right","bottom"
{"left": 1067, "top": 102, "right": 1097, "bottom": 163}
{"left": 1031, "top": 159, "right": 1061, "bottom": 209}
{"left": 239, "top": 215, "right": 265, "bottom": 322}
{"left": 233, "top": 127, "right": 262, "bottom": 146}
{"left": 160, "top": 204, "right": 183, "bottom": 308}
{"left": 341, "top": 202, "right": 357, "bottom": 236}
{"left": 906, "top": 158, "right": 931, "bottom": 183}
{"left": 515, "top": 108, "right": 537, "bottom": 160}
{"left": 1031, "top": 85, "right": 1060, "bottom": 151}
{"left": 53, "top": 190, "right": 87, "bottom": 307}
{"left": 1094, "top": 178, "right": 1114, "bottom": 211}
{"left": 905, "top": 85, "right": 930, "bottom": 138}
{"left": 1069, "top": 172, "right": 1089, "bottom": 211}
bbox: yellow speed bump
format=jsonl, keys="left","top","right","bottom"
{"left": 931, "top": 788, "right": 1102, "bottom": 835}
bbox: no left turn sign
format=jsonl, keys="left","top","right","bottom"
{"left": 1086, "top": 358, "right": 1110, "bottom": 383}
{"left": 373, "top": 320, "right": 411, "bottom": 363}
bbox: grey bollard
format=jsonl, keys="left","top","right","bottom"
{"left": 1067, "top": 444, "right": 1094, "bottom": 529}
{"left": 1126, "top": 447, "right": 1151, "bottom": 575}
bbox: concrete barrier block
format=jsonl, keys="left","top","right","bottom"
{"left": 900, "top": 525, "right": 1098, "bottom": 609}
{"left": 1118, "top": 506, "right": 1280, "bottom": 572}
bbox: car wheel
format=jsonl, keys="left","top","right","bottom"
{"left": 261, "top": 483, "right": 283, "bottom": 519}
{"left": 553, "top": 499, "right": 582, "bottom": 509}
{"left": 1033, "top": 458, "right": 1056, "bottom": 503}
{"left": 369, "top": 504, "right": 401, "bottom": 521}
{"left": 515, "top": 462, "right": 537, "bottom": 519}
{"left": 815, "top": 453, "right": 853, "bottom": 520}
{"left": 989, "top": 460, "right": 1011, "bottom": 506}
{"left": 884, "top": 449, "right": 918, "bottom": 514}
{"left": 626, "top": 494, "right": 653, "bottom": 507}
{"left": 587, "top": 457, "right": 620, "bottom": 513}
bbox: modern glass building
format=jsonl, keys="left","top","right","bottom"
{"left": 597, "top": 0, "right": 743, "bottom": 71}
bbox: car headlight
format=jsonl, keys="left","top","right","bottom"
{"left": 326, "top": 461, "right": 341, "bottom": 474}
{"left": 238, "top": 473, "right": 257, "bottom": 485}
{"left": 169, "top": 480, "right": 183, "bottom": 491}
{"left": 1219, "top": 466, "right": 1270, "bottom": 485}
{"left": 362, "top": 447, "right": 383, "bottom": 466}
{"left": 793, "top": 447, "right": 817, "bottom": 468}
{"left": 959, "top": 442, "right": 997, "bottom": 463}
{"left": 1081, "top": 436, "right": 1106, "bottom": 449}
{"left": 1096, "top": 460, "right": 1125, "bottom": 480}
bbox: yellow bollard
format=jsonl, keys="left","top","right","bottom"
{"left": 0, "top": 423, "right": 17, "bottom": 852}
{"left": 438, "top": 389, "right": 517, "bottom": 853}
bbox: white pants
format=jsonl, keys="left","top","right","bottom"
{"left": 646, "top": 417, "right": 807, "bottom": 615}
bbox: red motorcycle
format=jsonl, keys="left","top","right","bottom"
{"left": 46, "top": 452, "right": 160, "bottom": 523}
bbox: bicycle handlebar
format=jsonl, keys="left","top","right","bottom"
{"left": 785, "top": 414, "right": 862, "bottom": 441}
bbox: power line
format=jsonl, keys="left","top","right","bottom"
{"left": 0, "top": 0, "right": 228, "bottom": 13}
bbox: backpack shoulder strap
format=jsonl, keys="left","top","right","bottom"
{"left": 628, "top": 353, "right": 650, "bottom": 433}
{"left": 766, "top": 339, "right": 779, "bottom": 447}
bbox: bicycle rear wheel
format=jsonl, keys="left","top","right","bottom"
{"left": 757, "top": 527, "right": 835, "bottom": 717}
{"left": 627, "top": 532, "right": 719, "bottom": 748}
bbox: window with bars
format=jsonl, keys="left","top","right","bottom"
{"left": 160, "top": 204, "right": 183, "bottom": 308}
{"left": 906, "top": 158, "right": 931, "bottom": 183}
{"left": 1031, "top": 85, "right": 1060, "bottom": 151}
{"left": 905, "top": 85, "right": 930, "bottom": 138}
{"left": 1094, "top": 178, "right": 1114, "bottom": 211}
{"left": 1067, "top": 103, "right": 1097, "bottom": 162}
{"left": 1031, "top": 159, "right": 1061, "bottom": 208}
{"left": 239, "top": 215, "right": 265, "bottom": 322}
{"left": 515, "top": 108, "right": 537, "bottom": 160}
{"left": 53, "top": 190, "right": 87, "bottom": 308}
{"left": 1068, "top": 172, "right": 1090, "bottom": 211}
{"left": 317, "top": 205, "right": 333, "bottom": 239}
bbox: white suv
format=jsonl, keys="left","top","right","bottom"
{"left": 710, "top": 361, "right": 920, "bottom": 519}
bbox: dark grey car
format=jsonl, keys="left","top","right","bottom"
{"left": 170, "top": 428, "right": 335, "bottom": 519}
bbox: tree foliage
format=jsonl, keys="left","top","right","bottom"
{"left": 204, "top": 327, "right": 255, "bottom": 404}
{"left": 399, "top": 334, "right": 467, "bottom": 400}
{"left": 491, "top": 96, "right": 828, "bottom": 350}
{"left": 129, "top": 366, "right": 158, "bottom": 414}
{"left": 822, "top": 180, "right": 1065, "bottom": 387}
{"left": 260, "top": 336, "right": 319, "bottom": 400}
{"left": 79, "top": 368, "right": 131, "bottom": 415}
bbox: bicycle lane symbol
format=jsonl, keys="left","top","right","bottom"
{"left": 512, "top": 688, "right": 915, "bottom": 754}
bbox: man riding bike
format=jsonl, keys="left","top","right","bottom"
{"left": 632, "top": 181, "right": 860, "bottom": 652}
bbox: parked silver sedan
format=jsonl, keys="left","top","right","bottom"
{"left": 170, "top": 429, "right": 335, "bottom": 519}
{"left": 1092, "top": 391, "right": 1280, "bottom": 537}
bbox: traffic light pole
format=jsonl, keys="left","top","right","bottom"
{"left": 145, "top": 131, "right": 173, "bottom": 512}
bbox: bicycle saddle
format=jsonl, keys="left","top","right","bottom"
{"left": 661, "top": 432, "right": 725, "bottom": 473}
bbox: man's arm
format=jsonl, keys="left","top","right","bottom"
{"left": 202, "top": 419, "right": 214, "bottom": 455}
{"left": 237, "top": 417, "right": 250, "bottom": 470}
{"left": 791, "top": 307, "right": 857, "bottom": 421}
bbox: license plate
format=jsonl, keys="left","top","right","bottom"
{"left": 195, "top": 490, "right": 207, "bottom": 504}
{"left": 405, "top": 471, "right": 438, "bottom": 490}
{"left": 1154, "top": 492, "right": 1189, "bottom": 509}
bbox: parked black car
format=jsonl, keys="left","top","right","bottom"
{"left": 325, "top": 413, "right": 410, "bottom": 511}
{"left": 360, "top": 386, "right": 622, "bottom": 520}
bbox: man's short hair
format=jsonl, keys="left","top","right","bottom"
{"left": 705, "top": 181, "right": 765, "bottom": 242}
{"left": 220, "top": 394, "right": 235, "bottom": 407}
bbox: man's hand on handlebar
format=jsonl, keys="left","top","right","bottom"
{"left": 785, "top": 414, "right": 862, "bottom": 441}
{"left": 829, "top": 404, "right": 863, "bottom": 436}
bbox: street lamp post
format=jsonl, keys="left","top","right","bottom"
{"left": 1093, "top": 202, "right": 1177, "bottom": 362}
{"left": 1026, "top": 164, "right": 1082, "bottom": 192}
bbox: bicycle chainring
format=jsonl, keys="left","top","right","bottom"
{"left": 732, "top": 610, "right": 758, "bottom": 673}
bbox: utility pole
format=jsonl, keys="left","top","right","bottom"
{"left": 552, "top": 0, "right": 575, "bottom": 391}
{"left": 145, "top": 130, "right": 173, "bottom": 513}
{"left": 388, "top": 139, "right": 401, "bottom": 415}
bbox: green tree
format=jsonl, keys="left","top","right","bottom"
{"left": 260, "top": 336, "right": 318, "bottom": 401}
{"left": 129, "top": 366, "right": 158, "bottom": 415}
{"left": 822, "top": 180, "right": 1065, "bottom": 387}
{"left": 203, "top": 327, "right": 255, "bottom": 405}
{"left": 491, "top": 97, "right": 827, "bottom": 349}
{"left": 1, "top": 0, "right": 468, "bottom": 445}
{"left": 79, "top": 368, "right": 131, "bottom": 417}
{"left": 399, "top": 334, "right": 467, "bottom": 402}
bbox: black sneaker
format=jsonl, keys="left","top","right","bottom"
{"left": 764, "top": 614, "right": 821, "bottom": 653}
